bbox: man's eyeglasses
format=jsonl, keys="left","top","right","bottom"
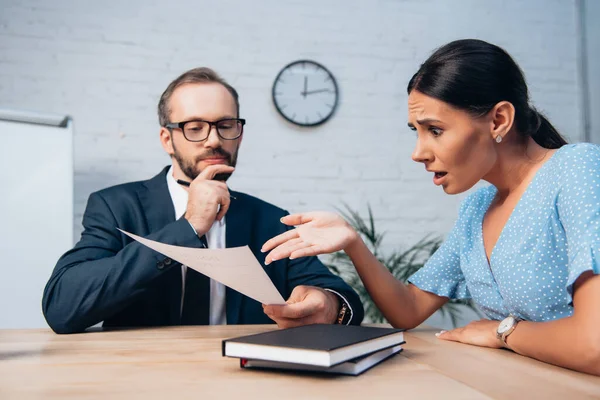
{"left": 165, "top": 118, "right": 245, "bottom": 142}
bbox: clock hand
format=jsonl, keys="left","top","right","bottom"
{"left": 304, "top": 88, "right": 331, "bottom": 95}
{"left": 302, "top": 76, "right": 308, "bottom": 98}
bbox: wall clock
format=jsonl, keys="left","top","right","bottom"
{"left": 272, "top": 60, "right": 339, "bottom": 127}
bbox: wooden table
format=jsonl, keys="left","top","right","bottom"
{"left": 1, "top": 325, "right": 598, "bottom": 399}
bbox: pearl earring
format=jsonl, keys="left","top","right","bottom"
{"left": 495, "top": 135, "right": 503, "bottom": 143}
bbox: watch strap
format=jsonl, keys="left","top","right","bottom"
{"left": 336, "top": 301, "right": 349, "bottom": 325}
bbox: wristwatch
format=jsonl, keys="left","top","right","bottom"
{"left": 496, "top": 314, "right": 520, "bottom": 346}
{"left": 335, "top": 301, "right": 351, "bottom": 325}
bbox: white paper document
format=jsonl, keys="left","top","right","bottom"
{"left": 120, "top": 230, "right": 286, "bottom": 305}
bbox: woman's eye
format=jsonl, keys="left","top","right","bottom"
{"left": 429, "top": 126, "right": 443, "bottom": 136}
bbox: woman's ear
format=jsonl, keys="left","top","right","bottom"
{"left": 490, "top": 101, "right": 516, "bottom": 141}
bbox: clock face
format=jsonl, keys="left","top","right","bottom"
{"left": 272, "top": 60, "right": 339, "bottom": 127}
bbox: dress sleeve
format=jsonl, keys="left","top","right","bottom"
{"left": 409, "top": 208, "right": 470, "bottom": 300}
{"left": 556, "top": 144, "right": 600, "bottom": 303}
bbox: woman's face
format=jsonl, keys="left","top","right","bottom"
{"left": 408, "top": 90, "right": 497, "bottom": 194}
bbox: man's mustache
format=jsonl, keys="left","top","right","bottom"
{"left": 196, "top": 149, "right": 232, "bottom": 163}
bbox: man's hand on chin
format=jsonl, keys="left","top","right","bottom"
{"left": 262, "top": 285, "right": 340, "bottom": 328}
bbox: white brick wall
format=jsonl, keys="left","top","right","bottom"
{"left": 0, "top": 0, "right": 583, "bottom": 256}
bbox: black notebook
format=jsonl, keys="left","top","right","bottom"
{"left": 222, "top": 324, "right": 405, "bottom": 367}
{"left": 240, "top": 345, "right": 403, "bottom": 376}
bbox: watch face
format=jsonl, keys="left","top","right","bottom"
{"left": 498, "top": 316, "right": 515, "bottom": 334}
{"left": 272, "top": 60, "right": 339, "bottom": 127}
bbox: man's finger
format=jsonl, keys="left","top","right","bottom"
{"left": 215, "top": 193, "right": 231, "bottom": 221}
{"left": 261, "top": 229, "right": 299, "bottom": 254}
{"left": 205, "top": 180, "right": 230, "bottom": 192}
{"left": 197, "top": 164, "right": 235, "bottom": 180}
{"left": 268, "top": 315, "right": 316, "bottom": 329}
{"left": 286, "top": 285, "right": 309, "bottom": 303}
{"left": 263, "top": 300, "right": 319, "bottom": 320}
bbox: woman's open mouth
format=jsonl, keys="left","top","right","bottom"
{"left": 433, "top": 172, "right": 448, "bottom": 186}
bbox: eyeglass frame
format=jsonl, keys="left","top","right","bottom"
{"left": 164, "top": 118, "right": 246, "bottom": 142}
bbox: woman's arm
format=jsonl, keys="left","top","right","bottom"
{"left": 505, "top": 272, "right": 600, "bottom": 375}
{"left": 262, "top": 212, "right": 448, "bottom": 329}
{"left": 344, "top": 237, "right": 448, "bottom": 329}
{"left": 439, "top": 272, "right": 600, "bottom": 376}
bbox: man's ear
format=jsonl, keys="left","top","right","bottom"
{"left": 159, "top": 127, "right": 175, "bottom": 156}
{"left": 489, "top": 101, "right": 516, "bottom": 141}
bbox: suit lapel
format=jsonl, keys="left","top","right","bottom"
{"left": 139, "top": 166, "right": 176, "bottom": 233}
{"left": 138, "top": 166, "right": 182, "bottom": 325}
{"left": 225, "top": 190, "right": 252, "bottom": 324}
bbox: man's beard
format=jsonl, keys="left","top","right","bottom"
{"left": 172, "top": 142, "right": 238, "bottom": 182}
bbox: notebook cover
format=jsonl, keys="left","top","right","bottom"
{"left": 222, "top": 324, "right": 404, "bottom": 356}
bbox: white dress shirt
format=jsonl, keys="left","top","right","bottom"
{"left": 166, "top": 167, "right": 227, "bottom": 325}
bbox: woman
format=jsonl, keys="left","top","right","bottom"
{"left": 261, "top": 39, "right": 600, "bottom": 376}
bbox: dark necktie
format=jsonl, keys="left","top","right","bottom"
{"left": 180, "top": 236, "right": 210, "bottom": 325}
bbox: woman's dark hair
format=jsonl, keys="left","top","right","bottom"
{"left": 407, "top": 39, "right": 567, "bottom": 149}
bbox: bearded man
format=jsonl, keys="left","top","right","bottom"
{"left": 42, "top": 67, "right": 363, "bottom": 334}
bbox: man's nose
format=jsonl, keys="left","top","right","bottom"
{"left": 203, "top": 125, "right": 221, "bottom": 148}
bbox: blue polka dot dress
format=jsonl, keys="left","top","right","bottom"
{"left": 409, "top": 143, "right": 600, "bottom": 322}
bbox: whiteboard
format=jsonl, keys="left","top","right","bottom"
{"left": 0, "top": 109, "right": 73, "bottom": 328}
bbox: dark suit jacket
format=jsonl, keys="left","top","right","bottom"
{"left": 42, "top": 167, "right": 363, "bottom": 333}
